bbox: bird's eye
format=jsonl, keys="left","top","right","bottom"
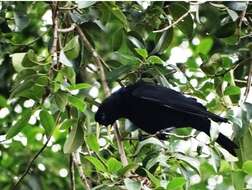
{"left": 100, "top": 113, "right": 106, "bottom": 121}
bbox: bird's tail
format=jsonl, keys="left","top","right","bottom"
{"left": 207, "top": 112, "right": 228, "bottom": 123}
{"left": 216, "top": 133, "right": 237, "bottom": 156}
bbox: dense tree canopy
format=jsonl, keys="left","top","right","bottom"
{"left": 0, "top": 1, "right": 252, "bottom": 189}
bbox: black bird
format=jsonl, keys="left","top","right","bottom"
{"left": 95, "top": 81, "right": 237, "bottom": 156}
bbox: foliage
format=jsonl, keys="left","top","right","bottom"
{"left": 0, "top": 1, "right": 252, "bottom": 189}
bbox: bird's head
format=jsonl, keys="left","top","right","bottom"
{"left": 95, "top": 89, "right": 125, "bottom": 126}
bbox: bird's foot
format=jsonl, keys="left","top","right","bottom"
{"left": 155, "top": 127, "right": 175, "bottom": 140}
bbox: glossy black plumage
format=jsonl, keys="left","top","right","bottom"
{"left": 95, "top": 81, "right": 237, "bottom": 155}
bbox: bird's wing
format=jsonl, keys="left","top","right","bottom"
{"left": 131, "top": 83, "right": 227, "bottom": 122}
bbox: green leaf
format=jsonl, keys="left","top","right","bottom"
{"left": 169, "top": 3, "right": 193, "bottom": 38}
{"left": 11, "top": 52, "right": 26, "bottom": 72}
{"left": 60, "top": 66, "right": 76, "bottom": 84}
{"left": 134, "top": 137, "right": 165, "bottom": 155}
{"left": 109, "top": 25, "right": 124, "bottom": 51}
{"left": 200, "top": 162, "right": 216, "bottom": 181}
{"left": 224, "top": 86, "right": 241, "bottom": 96}
{"left": 144, "top": 169, "right": 160, "bottom": 187}
{"left": 107, "top": 64, "right": 137, "bottom": 81}
{"left": 6, "top": 109, "right": 32, "bottom": 139}
{"left": 36, "top": 75, "right": 48, "bottom": 86}
{"left": 232, "top": 171, "right": 246, "bottom": 190}
{"left": 147, "top": 56, "right": 163, "bottom": 64}
{"left": 67, "top": 83, "right": 91, "bottom": 91}
{"left": 167, "top": 177, "right": 186, "bottom": 190}
{"left": 64, "top": 36, "right": 80, "bottom": 60}
{"left": 0, "top": 96, "right": 7, "bottom": 108}
{"left": 60, "top": 119, "right": 77, "bottom": 130}
{"left": 39, "top": 110, "right": 55, "bottom": 137}
{"left": 85, "top": 156, "right": 107, "bottom": 172}
{"left": 107, "top": 157, "right": 123, "bottom": 174}
{"left": 10, "top": 79, "right": 34, "bottom": 98}
{"left": 54, "top": 92, "right": 68, "bottom": 112}
{"left": 152, "top": 29, "right": 173, "bottom": 54}
{"left": 242, "top": 160, "right": 252, "bottom": 175}
{"left": 68, "top": 95, "right": 86, "bottom": 112}
{"left": 63, "top": 123, "right": 84, "bottom": 153}
{"left": 219, "top": 160, "right": 231, "bottom": 173}
{"left": 22, "top": 49, "right": 46, "bottom": 67}
{"left": 85, "top": 133, "right": 100, "bottom": 152}
{"left": 124, "top": 178, "right": 141, "bottom": 190}
{"left": 117, "top": 163, "right": 140, "bottom": 176}
{"left": 77, "top": 1, "right": 96, "bottom": 9}
{"left": 103, "top": 2, "right": 128, "bottom": 29}
{"left": 214, "top": 22, "right": 236, "bottom": 38}
{"left": 110, "top": 52, "right": 140, "bottom": 65}
{"left": 196, "top": 37, "right": 213, "bottom": 55}
{"left": 135, "top": 48, "right": 148, "bottom": 59}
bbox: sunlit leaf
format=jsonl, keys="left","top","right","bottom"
{"left": 147, "top": 56, "right": 163, "bottom": 64}
{"left": 107, "top": 157, "right": 123, "bottom": 174}
{"left": 85, "top": 156, "right": 107, "bottom": 172}
{"left": 134, "top": 137, "right": 165, "bottom": 155}
{"left": 167, "top": 177, "right": 186, "bottom": 190}
{"left": 200, "top": 162, "right": 216, "bottom": 181}
{"left": 0, "top": 96, "right": 7, "bottom": 108}
{"left": 124, "top": 178, "right": 141, "bottom": 190}
{"left": 85, "top": 133, "right": 100, "bottom": 152}
{"left": 60, "top": 119, "right": 77, "bottom": 130}
{"left": 135, "top": 48, "right": 148, "bottom": 59}
{"left": 39, "top": 110, "right": 55, "bottom": 137}
{"left": 68, "top": 95, "right": 86, "bottom": 112}
{"left": 6, "top": 109, "right": 32, "bottom": 139}
{"left": 242, "top": 160, "right": 252, "bottom": 175}
{"left": 169, "top": 3, "right": 193, "bottom": 38}
{"left": 144, "top": 169, "right": 160, "bottom": 187}
{"left": 64, "top": 36, "right": 80, "bottom": 60}
{"left": 197, "top": 37, "right": 213, "bottom": 55}
{"left": 11, "top": 53, "right": 26, "bottom": 72}
{"left": 63, "top": 123, "right": 84, "bottom": 153}
{"left": 67, "top": 83, "right": 91, "bottom": 91}
{"left": 60, "top": 66, "right": 76, "bottom": 84}
{"left": 224, "top": 86, "right": 240, "bottom": 96}
{"left": 54, "top": 92, "right": 68, "bottom": 112}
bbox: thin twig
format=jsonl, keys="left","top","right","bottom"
{"left": 69, "top": 154, "right": 76, "bottom": 190}
{"left": 59, "top": 5, "right": 78, "bottom": 10}
{"left": 243, "top": 58, "right": 252, "bottom": 102}
{"left": 210, "top": 57, "right": 252, "bottom": 78}
{"left": 58, "top": 23, "right": 76, "bottom": 33}
{"left": 153, "top": 10, "right": 190, "bottom": 33}
{"left": 238, "top": 5, "right": 248, "bottom": 40}
{"left": 72, "top": 151, "right": 91, "bottom": 190}
{"left": 12, "top": 136, "right": 52, "bottom": 189}
{"left": 51, "top": 4, "right": 59, "bottom": 67}
{"left": 13, "top": 113, "right": 61, "bottom": 189}
{"left": 74, "top": 24, "right": 128, "bottom": 166}
{"left": 240, "top": 33, "right": 252, "bottom": 39}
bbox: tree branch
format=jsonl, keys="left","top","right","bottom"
{"left": 243, "top": 58, "right": 252, "bottom": 102}
{"left": 69, "top": 154, "right": 76, "bottom": 190}
{"left": 58, "top": 23, "right": 76, "bottom": 33}
{"left": 12, "top": 3, "right": 61, "bottom": 187}
{"left": 74, "top": 24, "right": 128, "bottom": 166}
{"left": 13, "top": 135, "right": 52, "bottom": 189}
{"left": 72, "top": 150, "right": 91, "bottom": 190}
{"left": 153, "top": 10, "right": 190, "bottom": 33}
{"left": 13, "top": 112, "right": 61, "bottom": 189}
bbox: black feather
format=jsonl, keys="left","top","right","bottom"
{"left": 95, "top": 81, "right": 237, "bottom": 156}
